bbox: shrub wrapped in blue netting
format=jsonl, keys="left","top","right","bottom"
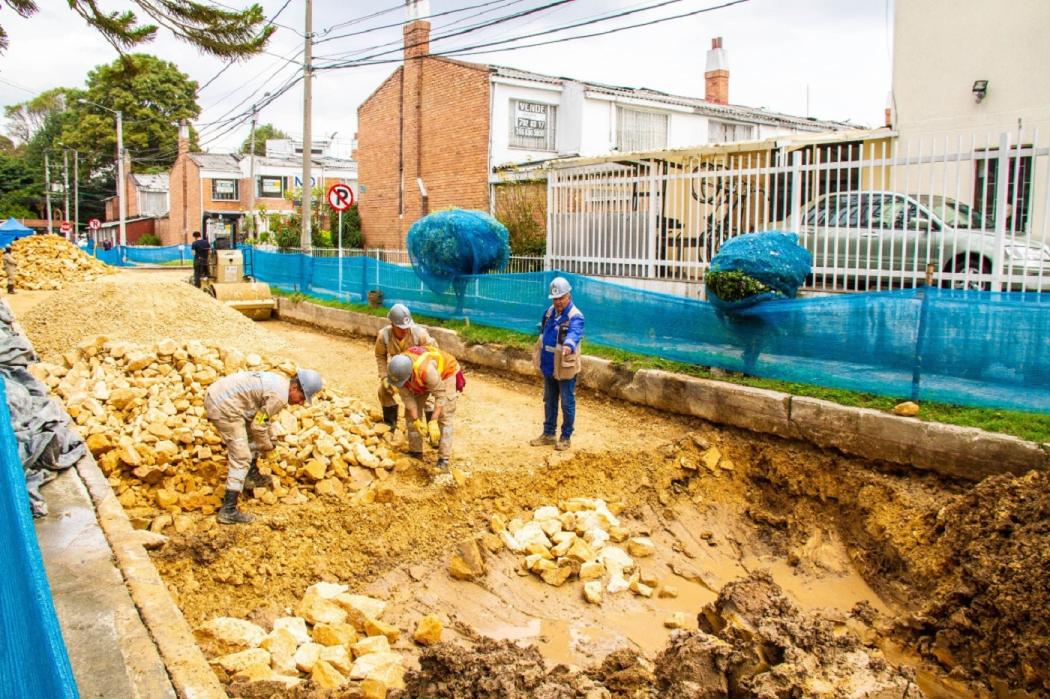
{"left": 407, "top": 209, "right": 510, "bottom": 293}
{"left": 705, "top": 231, "right": 812, "bottom": 313}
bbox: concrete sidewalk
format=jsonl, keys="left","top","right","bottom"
{"left": 35, "top": 468, "right": 176, "bottom": 699}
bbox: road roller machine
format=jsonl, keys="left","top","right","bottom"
{"left": 202, "top": 248, "right": 276, "bottom": 320}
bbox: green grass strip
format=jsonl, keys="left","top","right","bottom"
{"left": 272, "top": 288, "right": 1050, "bottom": 443}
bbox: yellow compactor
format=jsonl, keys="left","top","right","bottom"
{"left": 202, "top": 249, "right": 276, "bottom": 320}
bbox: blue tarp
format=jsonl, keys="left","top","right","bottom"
{"left": 0, "top": 218, "right": 36, "bottom": 249}
{"left": 0, "top": 379, "right": 78, "bottom": 698}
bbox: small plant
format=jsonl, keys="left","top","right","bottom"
{"left": 705, "top": 269, "right": 772, "bottom": 301}
{"left": 137, "top": 232, "right": 162, "bottom": 246}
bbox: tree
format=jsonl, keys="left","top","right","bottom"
{"left": 60, "top": 54, "right": 201, "bottom": 175}
{"left": 4, "top": 88, "right": 67, "bottom": 145}
{"left": 0, "top": 0, "right": 273, "bottom": 59}
{"left": 241, "top": 123, "right": 288, "bottom": 156}
{"left": 0, "top": 151, "right": 36, "bottom": 218}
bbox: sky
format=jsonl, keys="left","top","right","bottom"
{"left": 0, "top": 0, "right": 893, "bottom": 153}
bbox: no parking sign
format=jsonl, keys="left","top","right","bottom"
{"left": 326, "top": 183, "right": 354, "bottom": 211}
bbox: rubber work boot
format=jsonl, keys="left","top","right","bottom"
{"left": 382, "top": 405, "right": 399, "bottom": 429}
{"left": 243, "top": 457, "right": 272, "bottom": 490}
{"left": 530, "top": 434, "right": 556, "bottom": 447}
{"left": 435, "top": 458, "right": 449, "bottom": 470}
{"left": 555, "top": 438, "right": 571, "bottom": 451}
{"left": 217, "top": 489, "right": 254, "bottom": 525}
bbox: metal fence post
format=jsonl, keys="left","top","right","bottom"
{"left": 646, "top": 162, "right": 659, "bottom": 278}
{"left": 789, "top": 151, "right": 802, "bottom": 231}
{"left": 991, "top": 131, "right": 1011, "bottom": 292}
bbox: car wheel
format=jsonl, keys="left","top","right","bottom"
{"left": 941, "top": 255, "right": 991, "bottom": 290}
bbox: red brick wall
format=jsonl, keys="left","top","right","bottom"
{"left": 357, "top": 56, "right": 491, "bottom": 249}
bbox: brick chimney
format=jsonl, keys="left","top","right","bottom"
{"left": 404, "top": 0, "right": 431, "bottom": 60}
{"left": 178, "top": 120, "right": 190, "bottom": 156}
{"left": 705, "top": 37, "right": 729, "bottom": 105}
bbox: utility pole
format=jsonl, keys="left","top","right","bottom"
{"left": 116, "top": 109, "right": 127, "bottom": 247}
{"left": 301, "top": 0, "right": 313, "bottom": 250}
{"left": 63, "top": 149, "right": 70, "bottom": 239}
{"left": 44, "top": 150, "right": 53, "bottom": 234}
{"left": 73, "top": 150, "right": 79, "bottom": 239}
{"left": 248, "top": 103, "right": 259, "bottom": 229}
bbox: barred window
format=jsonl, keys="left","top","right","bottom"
{"left": 509, "top": 100, "right": 557, "bottom": 151}
{"left": 615, "top": 107, "right": 668, "bottom": 152}
{"left": 708, "top": 120, "right": 754, "bottom": 144}
{"left": 139, "top": 190, "right": 168, "bottom": 216}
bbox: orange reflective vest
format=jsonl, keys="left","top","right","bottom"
{"left": 404, "top": 346, "right": 458, "bottom": 395}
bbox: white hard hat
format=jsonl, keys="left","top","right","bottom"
{"left": 388, "top": 303, "right": 413, "bottom": 329}
{"left": 296, "top": 368, "right": 323, "bottom": 404}
{"left": 388, "top": 355, "right": 413, "bottom": 387}
{"left": 548, "top": 277, "right": 572, "bottom": 299}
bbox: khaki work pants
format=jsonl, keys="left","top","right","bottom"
{"left": 206, "top": 401, "right": 265, "bottom": 492}
{"left": 404, "top": 377, "right": 457, "bottom": 459}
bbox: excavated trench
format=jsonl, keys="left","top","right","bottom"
{"left": 12, "top": 271, "right": 1049, "bottom": 698}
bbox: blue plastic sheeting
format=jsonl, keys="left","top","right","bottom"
{"left": 101, "top": 249, "right": 1041, "bottom": 412}
{"left": 0, "top": 379, "right": 78, "bottom": 699}
{"left": 406, "top": 209, "right": 510, "bottom": 293}
{"left": 82, "top": 243, "right": 190, "bottom": 266}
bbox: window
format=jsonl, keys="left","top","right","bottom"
{"left": 257, "top": 176, "right": 285, "bottom": 198}
{"left": 212, "top": 179, "right": 238, "bottom": 201}
{"left": 509, "top": 100, "right": 557, "bottom": 151}
{"left": 616, "top": 107, "right": 667, "bottom": 151}
{"left": 708, "top": 120, "right": 754, "bottom": 144}
{"left": 139, "top": 190, "right": 168, "bottom": 216}
{"left": 975, "top": 151, "right": 1032, "bottom": 233}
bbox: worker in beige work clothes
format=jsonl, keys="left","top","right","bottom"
{"left": 3, "top": 247, "right": 16, "bottom": 294}
{"left": 387, "top": 346, "right": 464, "bottom": 470}
{"left": 375, "top": 303, "right": 436, "bottom": 429}
{"left": 204, "top": 368, "right": 323, "bottom": 524}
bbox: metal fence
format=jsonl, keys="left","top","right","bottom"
{"left": 546, "top": 129, "right": 1050, "bottom": 293}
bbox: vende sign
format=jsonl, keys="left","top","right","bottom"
{"left": 514, "top": 100, "right": 548, "bottom": 139}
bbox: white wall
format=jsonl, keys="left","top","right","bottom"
{"left": 893, "top": 0, "right": 1050, "bottom": 140}
{"left": 490, "top": 80, "right": 565, "bottom": 169}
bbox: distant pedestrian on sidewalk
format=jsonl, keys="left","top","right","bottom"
{"left": 191, "top": 231, "right": 210, "bottom": 288}
{"left": 3, "top": 247, "right": 16, "bottom": 294}
{"left": 375, "top": 303, "right": 436, "bottom": 430}
{"left": 530, "top": 276, "right": 585, "bottom": 451}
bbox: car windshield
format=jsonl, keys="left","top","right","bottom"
{"left": 915, "top": 195, "right": 991, "bottom": 229}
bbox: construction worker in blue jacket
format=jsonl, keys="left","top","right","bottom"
{"left": 530, "top": 276, "right": 585, "bottom": 451}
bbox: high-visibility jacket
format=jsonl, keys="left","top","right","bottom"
{"left": 403, "top": 346, "right": 458, "bottom": 395}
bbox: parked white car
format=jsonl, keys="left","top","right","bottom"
{"left": 800, "top": 192, "right": 1050, "bottom": 290}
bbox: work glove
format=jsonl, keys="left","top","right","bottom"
{"left": 427, "top": 419, "right": 440, "bottom": 447}
{"left": 413, "top": 418, "right": 427, "bottom": 437}
{"left": 380, "top": 376, "right": 393, "bottom": 394}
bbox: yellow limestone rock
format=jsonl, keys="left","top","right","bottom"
{"left": 231, "top": 662, "right": 275, "bottom": 683}
{"left": 361, "top": 678, "right": 389, "bottom": 699}
{"left": 259, "top": 628, "right": 298, "bottom": 675}
{"left": 312, "top": 622, "right": 358, "bottom": 648}
{"left": 195, "top": 617, "right": 267, "bottom": 656}
{"left": 272, "top": 616, "right": 311, "bottom": 645}
{"left": 310, "top": 659, "right": 348, "bottom": 690}
{"left": 541, "top": 563, "right": 575, "bottom": 587}
{"left": 664, "top": 612, "right": 690, "bottom": 629}
{"left": 211, "top": 648, "right": 270, "bottom": 674}
{"left": 448, "top": 538, "right": 486, "bottom": 581}
{"left": 579, "top": 560, "right": 605, "bottom": 581}
{"left": 658, "top": 584, "right": 679, "bottom": 599}
{"left": 333, "top": 594, "right": 387, "bottom": 630}
{"left": 413, "top": 615, "right": 443, "bottom": 646}
{"left": 319, "top": 644, "right": 353, "bottom": 674}
{"left": 364, "top": 618, "right": 400, "bottom": 644}
{"left": 701, "top": 447, "right": 722, "bottom": 472}
{"left": 294, "top": 642, "right": 324, "bottom": 673}
{"left": 627, "top": 537, "right": 656, "bottom": 558}
{"left": 302, "top": 459, "right": 327, "bottom": 481}
{"left": 892, "top": 401, "right": 920, "bottom": 417}
{"left": 299, "top": 582, "right": 350, "bottom": 625}
{"left": 349, "top": 651, "right": 405, "bottom": 691}
{"left": 583, "top": 580, "right": 603, "bottom": 605}
{"left": 86, "top": 433, "right": 113, "bottom": 454}
{"left": 351, "top": 635, "right": 391, "bottom": 658}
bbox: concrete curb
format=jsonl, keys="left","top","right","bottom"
{"left": 6, "top": 297, "right": 226, "bottom": 699}
{"left": 74, "top": 455, "right": 227, "bottom": 699}
{"left": 276, "top": 297, "right": 1047, "bottom": 481}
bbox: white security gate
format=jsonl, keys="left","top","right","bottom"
{"left": 546, "top": 129, "right": 1050, "bottom": 293}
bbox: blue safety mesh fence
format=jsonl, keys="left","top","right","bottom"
{"left": 82, "top": 243, "right": 189, "bottom": 266}
{"left": 0, "top": 379, "right": 78, "bottom": 698}
{"left": 93, "top": 247, "right": 1049, "bottom": 412}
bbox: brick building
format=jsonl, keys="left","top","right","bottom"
{"left": 355, "top": 2, "right": 850, "bottom": 249}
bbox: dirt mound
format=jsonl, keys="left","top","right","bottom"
{"left": 19, "top": 275, "right": 280, "bottom": 360}
{"left": 9, "top": 234, "right": 114, "bottom": 289}
{"left": 900, "top": 469, "right": 1050, "bottom": 693}
{"left": 400, "top": 639, "right": 557, "bottom": 697}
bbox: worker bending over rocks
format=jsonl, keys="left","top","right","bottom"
{"left": 375, "top": 303, "right": 435, "bottom": 429}
{"left": 387, "top": 346, "right": 464, "bottom": 471}
{"left": 205, "top": 368, "right": 323, "bottom": 524}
